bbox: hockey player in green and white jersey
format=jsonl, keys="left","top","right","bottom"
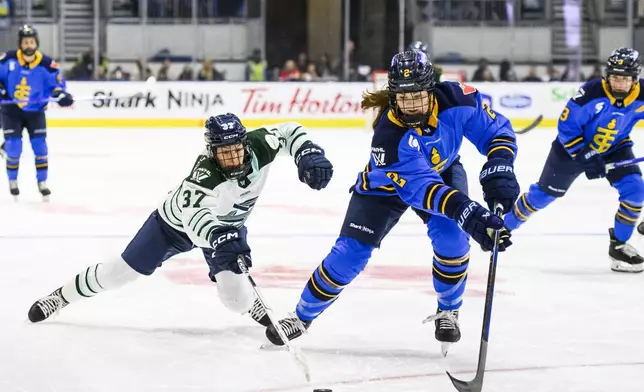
{"left": 27, "top": 113, "right": 334, "bottom": 324}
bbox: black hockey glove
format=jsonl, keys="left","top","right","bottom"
{"left": 209, "top": 226, "right": 251, "bottom": 274}
{"left": 479, "top": 158, "right": 520, "bottom": 214}
{"left": 53, "top": 90, "right": 74, "bottom": 107}
{"left": 294, "top": 142, "right": 333, "bottom": 190}
{"left": 575, "top": 147, "right": 606, "bottom": 180}
{"left": 455, "top": 199, "right": 512, "bottom": 252}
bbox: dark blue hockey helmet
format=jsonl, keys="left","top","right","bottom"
{"left": 18, "top": 24, "right": 39, "bottom": 56}
{"left": 388, "top": 50, "right": 436, "bottom": 128}
{"left": 408, "top": 40, "right": 428, "bottom": 55}
{"left": 204, "top": 113, "right": 252, "bottom": 180}
{"left": 605, "top": 47, "right": 641, "bottom": 99}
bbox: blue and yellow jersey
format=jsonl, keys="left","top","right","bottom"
{"left": 0, "top": 50, "right": 66, "bottom": 112}
{"left": 353, "top": 81, "right": 518, "bottom": 218}
{"left": 558, "top": 78, "right": 644, "bottom": 157}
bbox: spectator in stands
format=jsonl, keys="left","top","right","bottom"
{"left": 157, "top": 57, "right": 172, "bottom": 81}
{"left": 279, "top": 59, "right": 301, "bottom": 81}
{"left": 110, "top": 66, "right": 131, "bottom": 81}
{"left": 68, "top": 47, "right": 109, "bottom": 81}
{"left": 297, "top": 52, "right": 309, "bottom": 73}
{"left": 499, "top": 59, "right": 518, "bottom": 81}
{"left": 198, "top": 59, "right": 225, "bottom": 81}
{"left": 316, "top": 53, "right": 336, "bottom": 80}
{"left": 178, "top": 65, "right": 194, "bottom": 81}
{"left": 135, "top": 59, "right": 152, "bottom": 81}
{"left": 471, "top": 58, "right": 494, "bottom": 81}
{"left": 545, "top": 64, "right": 560, "bottom": 81}
{"left": 245, "top": 48, "right": 267, "bottom": 81}
{"left": 522, "top": 66, "right": 542, "bottom": 82}
{"left": 587, "top": 63, "right": 603, "bottom": 80}
{"left": 302, "top": 63, "right": 320, "bottom": 82}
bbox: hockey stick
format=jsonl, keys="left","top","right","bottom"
{"left": 513, "top": 114, "right": 543, "bottom": 135}
{"left": 446, "top": 203, "right": 504, "bottom": 392}
{"left": 0, "top": 93, "right": 147, "bottom": 106}
{"left": 236, "top": 256, "right": 311, "bottom": 382}
{"left": 605, "top": 156, "right": 644, "bottom": 171}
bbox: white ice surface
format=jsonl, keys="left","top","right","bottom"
{"left": 0, "top": 127, "right": 643, "bottom": 392}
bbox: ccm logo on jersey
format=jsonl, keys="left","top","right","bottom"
{"left": 479, "top": 165, "right": 513, "bottom": 181}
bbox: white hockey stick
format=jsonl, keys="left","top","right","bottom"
{"left": 236, "top": 257, "right": 311, "bottom": 382}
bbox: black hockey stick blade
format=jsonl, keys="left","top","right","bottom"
{"left": 446, "top": 204, "right": 504, "bottom": 392}
{"left": 514, "top": 114, "right": 543, "bottom": 134}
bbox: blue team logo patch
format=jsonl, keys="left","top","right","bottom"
{"left": 499, "top": 94, "right": 532, "bottom": 109}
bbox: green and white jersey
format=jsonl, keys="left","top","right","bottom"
{"left": 158, "top": 122, "right": 313, "bottom": 248}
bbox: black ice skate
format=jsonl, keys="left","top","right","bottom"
{"left": 28, "top": 288, "right": 69, "bottom": 323}
{"left": 8, "top": 180, "right": 19, "bottom": 200}
{"left": 249, "top": 297, "right": 270, "bottom": 327}
{"left": 609, "top": 228, "right": 644, "bottom": 273}
{"left": 38, "top": 181, "right": 51, "bottom": 202}
{"left": 265, "top": 314, "right": 310, "bottom": 346}
{"left": 423, "top": 308, "right": 460, "bottom": 356}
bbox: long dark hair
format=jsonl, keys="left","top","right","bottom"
{"left": 361, "top": 89, "right": 389, "bottom": 130}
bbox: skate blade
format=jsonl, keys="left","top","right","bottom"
{"left": 610, "top": 259, "right": 644, "bottom": 273}
{"left": 42, "top": 195, "right": 50, "bottom": 203}
{"left": 260, "top": 342, "right": 288, "bottom": 351}
{"left": 441, "top": 342, "right": 452, "bottom": 357}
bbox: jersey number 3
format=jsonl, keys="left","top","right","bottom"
{"left": 182, "top": 189, "right": 206, "bottom": 208}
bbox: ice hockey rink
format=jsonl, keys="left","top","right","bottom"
{"left": 1, "top": 126, "right": 643, "bottom": 392}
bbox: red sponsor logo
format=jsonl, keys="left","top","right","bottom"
{"left": 242, "top": 87, "right": 363, "bottom": 115}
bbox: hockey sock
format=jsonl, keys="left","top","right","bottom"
{"left": 432, "top": 252, "right": 469, "bottom": 310}
{"left": 505, "top": 183, "right": 556, "bottom": 230}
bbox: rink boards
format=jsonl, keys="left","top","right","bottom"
{"left": 40, "top": 81, "right": 643, "bottom": 129}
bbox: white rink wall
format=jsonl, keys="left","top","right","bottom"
{"left": 40, "top": 81, "right": 629, "bottom": 130}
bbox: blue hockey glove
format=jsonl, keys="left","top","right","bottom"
{"left": 53, "top": 90, "right": 74, "bottom": 107}
{"left": 479, "top": 158, "right": 520, "bottom": 214}
{"left": 455, "top": 199, "right": 512, "bottom": 252}
{"left": 294, "top": 142, "right": 333, "bottom": 190}
{"left": 575, "top": 147, "right": 606, "bottom": 180}
{"left": 209, "top": 226, "right": 251, "bottom": 274}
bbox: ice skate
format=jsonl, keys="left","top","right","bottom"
{"left": 609, "top": 228, "right": 644, "bottom": 273}
{"left": 27, "top": 288, "right": 69, "bottom": 323}
{"left": 423, "top": 308, "right": 460, "bottom": 356}
{"left": 265, "top": 314, "right": 310, "bottom": 346}
{"left": 9, "top": 180, "right": 19, "bottom": 201}
{"left": 248, "top": 297, "right": 270, "bottom": 327}
{"left": 37, "top": 181, "right": 51, "bottom": 202}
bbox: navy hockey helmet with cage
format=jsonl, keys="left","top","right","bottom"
{"left": 388, "top": 50, "right": 436, "bottom": 128}
{"left": 17, "top": 24, "right": 39, "bottom": 56}
{"left": 204, "top": 113, "right": 252, "bottom": 180}
{"left": 604, "top": 47, "right": 641, "bottom": 99}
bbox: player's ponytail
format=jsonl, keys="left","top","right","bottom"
{"left": 361, "top": 89, "right": 389, "bottom": 130}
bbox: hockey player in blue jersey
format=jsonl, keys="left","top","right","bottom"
{"left": 505, "top": 47, "right": 644, "bottom": 273}
{"left": 265, "top": 50, "right": 520, "bottom": 347}
{"left": 0, "top": 25, "right": 74, "bottom": 200}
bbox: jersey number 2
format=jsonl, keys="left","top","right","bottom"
{"left": 182, "top": 189, "right": 206, "bottom": 208}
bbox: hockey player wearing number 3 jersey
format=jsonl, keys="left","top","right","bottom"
{"left": 27, "top": 113, "right": 333, "bottom": 324}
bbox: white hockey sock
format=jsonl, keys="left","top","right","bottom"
{"left": 60, "top": 257, "right": 141, "bottom": 303}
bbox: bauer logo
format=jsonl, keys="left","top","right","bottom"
{"left": 499, "top": 94, "right": 532, "bottom": 109}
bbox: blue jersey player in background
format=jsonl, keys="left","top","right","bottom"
{"left": 264, "top": 51, "right": 520, "bottom": 350}
{"left": 504, "top": 47, "right": 644, "bottom": 273}
{"left": 0, "top": 25, "right": 74, "bottom": 201}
